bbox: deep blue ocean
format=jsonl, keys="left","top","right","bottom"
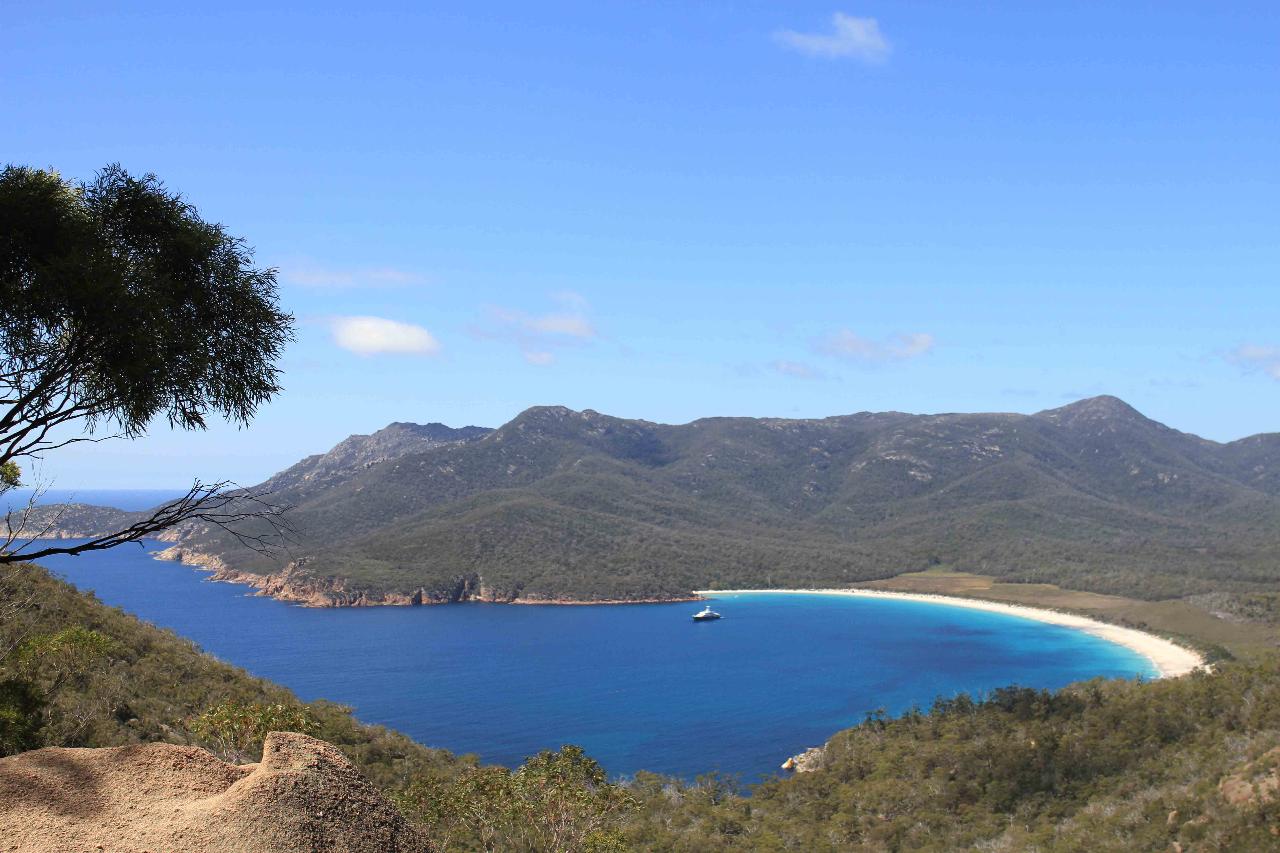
{"left": 34, "top": 541, "right": 1155, "bottom": 782}
{"left": 4, "top": 489, "right": 185, "bottom": 512}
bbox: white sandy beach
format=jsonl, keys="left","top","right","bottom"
{"left": 694, "top": 588, "right": 1205, "bottom": 679}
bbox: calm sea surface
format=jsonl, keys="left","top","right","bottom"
{"left": 35, "top": 541, "right": 1155, "bottom": 781}
{"left": 5, "top": 489, "right": 186, "bottom": 512}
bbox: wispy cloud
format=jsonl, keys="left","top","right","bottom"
{"left": 330, "top": 316, "right": 441, "bottom": 356}
{"left": 774, "top": 12, "right": 891, "bottom": 63}
{"left": 525, "top": 313, "right": 595, "bottom": 338}
{"left": 283, "top": 262, "right": 428, "bottom": 289}
{"left": 1228, "top": 344, "right": 1280, "bottom": 380}
{"left": 476, "top": 292, "right": 597, "bottom": 366}
{"left": 817, "top": 329, "right": 935, "bottom": 362}
{"left": 772, "top": 360, "right": 825, "bottom": 380}
{"left": 523, "top": 351, "right": 555, "bottom": 366}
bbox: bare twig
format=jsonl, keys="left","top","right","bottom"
{"left": 0, "top": 480, "right": 295, "bottom": 565}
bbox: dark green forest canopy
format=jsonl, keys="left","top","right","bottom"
{"left": 57, "top": 396, "right": 1280, "bottom": 604}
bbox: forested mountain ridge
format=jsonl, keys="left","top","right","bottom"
{"left": 39, "top": 396, "right": 1280, "bottom": 604}
{"left": 258, "top": 421, "right": 492, "bottom": 496}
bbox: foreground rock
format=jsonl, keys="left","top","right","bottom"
{"left": 0, "top": 731, "right": 424, "bottom": 853}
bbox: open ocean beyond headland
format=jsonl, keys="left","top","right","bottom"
{"left": 4, "top": 489, "right": 186, "bottom": 512}
{"left": 37, "top": 541, "right": 1156, "bottom": 781}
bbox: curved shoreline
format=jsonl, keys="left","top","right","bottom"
{"left": 695, "top": 588, "right": 1206, "bottom": 679}
{"left": 152, "top": 544, "right": 702, "bottom": 607}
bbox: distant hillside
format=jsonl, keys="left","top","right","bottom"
{"left": 38, "top": 397, "right": 1280, "bottom": 604}
{"left": 257, "top": 421, "right": 492, "bottom": 496}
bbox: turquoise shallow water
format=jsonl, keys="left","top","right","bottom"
{"left": 35, "top": 541, "right": 1155, "bottom": 781}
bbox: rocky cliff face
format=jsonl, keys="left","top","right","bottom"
{"left": 155, "top": 545, "right": 486, "bottom": 606}
{"left": 0, "top": 731, "right": 424, "bottom": 853}
{"left": 155, "top": 544, "right": 697, "bottom": 607}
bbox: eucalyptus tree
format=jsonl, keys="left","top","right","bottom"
{"left": 0, "top": 164, "right": 294, "bottom": 563}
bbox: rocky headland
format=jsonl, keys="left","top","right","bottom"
{"left": 154, "top": 544, "right": 700, "bottom": 608}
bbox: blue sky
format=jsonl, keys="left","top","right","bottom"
{"left": 4, "top": 2, "right": 1279, "bottom": 488}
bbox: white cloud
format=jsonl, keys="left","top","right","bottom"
{"left": 527, "top": 313, "right": 596, "bottom": 339}
{"left": 478, "top": 292, "right": 598, "bottom": 364}
{"left": 1229, "top": 344, "right": 1280, "bottom": 380}
{"left": 818, "top": 329, "right": 935, "bottom": 362}
{"left": 330, "top": 316, "right": 441, "bottom": 356}
{"left": 283, "top": 263, "right": 428, "bottom": 289}
{"left": 523, "top": 351, "right": 556, "bottom": 366}
{"left": 774, "top": 13, "right": 891, "bottom": 63}
{"left": 892, "top": 332, "right": 935, "bottom": 358}
{"left": 772, "top": 360, "right": 824, "bottom": 380}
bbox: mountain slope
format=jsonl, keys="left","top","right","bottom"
{"left": 44, "top": 397, "right": 1280, "bottom": 603}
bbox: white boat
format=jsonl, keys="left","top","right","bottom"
{"left": 692, "top": 605, "right": 721, "bottom": 621}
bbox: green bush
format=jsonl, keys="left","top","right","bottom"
{"left": 3, "top": 626, "right": 118, "bottom": 747}
{"left": 189, "top": 701, "right": 318, "bottom": 763}
{"left": 0, "top": 678, "right": 43, "bottom": 755}
{"left": 397, "top": 745, "right": 636, "bottom": 852}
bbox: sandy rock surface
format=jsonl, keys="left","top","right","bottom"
{"left": 0, "top": 731, "right": 424, "bottom": 853}
{"left": 1218, "top": 746, "right": 1280, "bottom": 807}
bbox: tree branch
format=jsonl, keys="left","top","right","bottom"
{"left": 0, "top": 480, "right": 294, "bottom": 564}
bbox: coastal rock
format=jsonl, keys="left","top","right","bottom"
{"left": 0, "top": 731, "right": 423, "bottom": 853}
{"left": 157, "top": 546, "right": 701, "bottom": 608}
{"left": 782, "top": 746, "right": 825, "bottom": 773}
{"left": 155, "top": 544, "right": 232, "bottom": 573}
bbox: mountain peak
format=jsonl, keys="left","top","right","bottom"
{"left": 1035, "top": 395, "right": 1148, "bottom": 425}
{"left": 505, "top": 405, "right": 631, "bottom": 429}
{"left": 490, "top": 406, "right": 586, "bottom": 441}
{"left": 519, "top": 405, "right": 579, "bottom": 418}
{"left": 378, "top": 421, "right": 491, "bottom": 441}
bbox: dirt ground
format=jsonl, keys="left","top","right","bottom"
{"left": 0, "top": 731, "right": 424, "bottom": 853}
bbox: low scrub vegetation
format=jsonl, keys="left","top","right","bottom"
{"left": 622, "top": 667, "right": 1280, "bottom": 850}
{"left": 3, "top": 562, "right": 1278, "bottom": 850}
{"left": 397, "top": 745, "right": 636, "bottom": 852}
{"left": 189, "top": 701, "right": 318, "bottom": 763}
{"left": 0, "top": 563, "right": 465, "bottom": 791}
